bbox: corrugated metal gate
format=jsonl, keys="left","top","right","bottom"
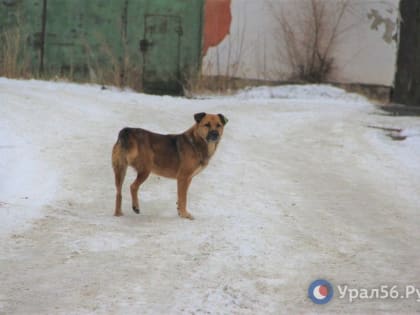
{"left": 142, "top": 14, "right": 182, "bottom": 94}
{"left": 0, "top": 0, "right": 204, "bottom": 95}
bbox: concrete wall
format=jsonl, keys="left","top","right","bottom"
{"left": 202, "top": 0, "right": 399, "bottom": 86}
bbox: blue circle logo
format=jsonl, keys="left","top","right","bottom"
{"left": 308, "top": 279, "right": 334, "bottom": 304}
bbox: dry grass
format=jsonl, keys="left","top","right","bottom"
{"left": 184, "top": 73, "right": 234, "bottom": 96}
{"left": 184, "top": 73, "right": 287, "bottom": 97}
{"left": 0, "top": 25, "right": 31, "bottom": 78}
{"left": 32, "top": 36, "right": 143, "bottom": 92}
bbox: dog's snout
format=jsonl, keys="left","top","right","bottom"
{"left": 207, "top": 130, "right": 219, "bottom": 141}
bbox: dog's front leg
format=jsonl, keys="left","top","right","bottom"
{"left": 177, "top": 176, "right": 194, "bottom": 220}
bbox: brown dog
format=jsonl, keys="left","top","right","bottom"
{"left": 112, "top": 112, "right": 228, "bottom": 219}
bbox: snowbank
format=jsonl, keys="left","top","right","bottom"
{"left": 235, "top": 84, "right": 369, "bottom": 103}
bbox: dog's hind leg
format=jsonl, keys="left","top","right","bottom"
{"left": 130, "top": 170, "right": 150, "bottom": 214}
{"left": 113, "top": 164, "right": 127, "bottom": 216}
{"left": 112, "top": 147, "right": 127, "bottom": 217}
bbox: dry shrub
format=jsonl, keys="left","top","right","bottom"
{"left": 79, "top": 37, "right": 142, "bottom": 90}
{"left": 270, "top": 0, "right": 353, "bottom": 83}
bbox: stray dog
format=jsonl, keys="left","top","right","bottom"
{"left": 112, "top": 112, "right": 228, "bottom": 219}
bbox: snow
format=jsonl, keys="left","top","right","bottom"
{"left": 0, "top": 111, "right": 58, "bottom": 237}
{"left": 1, "top": 78, "right": 420, "bottom": 314}
{"left": 235, "top": 84, "right": 368, "bottom": 103}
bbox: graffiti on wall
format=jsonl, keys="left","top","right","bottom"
{"left": 367, "top": 8, "right": 397, "bottom": 43}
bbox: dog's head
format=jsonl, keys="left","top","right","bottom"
{"left": 193, "top": 112, "right": 228, "bottom": 143}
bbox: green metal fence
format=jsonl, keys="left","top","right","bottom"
{"left": 0, "top": 0, "right": 204, "bottom": 95}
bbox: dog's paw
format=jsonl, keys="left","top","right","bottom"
{"left": 114, "top": 211, "right": 124, "bottom": 217}
{"left": 132, "top": 206, "right": 140, "bottom": 214}
{"left": 179, "top": 211, "right": 194, "bottom": 220}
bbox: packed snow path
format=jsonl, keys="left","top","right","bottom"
{"left": 1, "top": 79, "right": 420, "bottom": 314}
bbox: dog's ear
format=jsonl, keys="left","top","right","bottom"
{"left": 218, "top": 113, "right": 228, "bottom": 125}
{"left": 194, "top": 112, "right": 206, "bottom": 124}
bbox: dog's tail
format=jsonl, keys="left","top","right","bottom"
{"left": 112, "top": 128, "right": 131, "bottom": 172}
{"left": 112, "top": 128, "right": 131, "bottom": 192}
{"left": 117, "top": 127, "right": 132, "bottom": 151}
{"left": 112, "top": 128, "right": 131, "bottom": 216}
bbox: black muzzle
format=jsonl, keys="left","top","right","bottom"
{"left": 206, "top": 130, "right": 219, "bottom": 142}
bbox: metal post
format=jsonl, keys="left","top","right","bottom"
{"left": 39, "top": 0, "right": 47, "bottom": 74}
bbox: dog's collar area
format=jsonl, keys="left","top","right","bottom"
{"left": 186, "top": 136, "right": 205, "bottom": 166}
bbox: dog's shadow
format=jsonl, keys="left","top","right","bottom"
{"left": 115, "top": 202, "right": 183, "bottom": 226}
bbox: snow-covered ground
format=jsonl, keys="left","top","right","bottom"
{"left": 1, "top": 78, "right": 420, "bottom": 314}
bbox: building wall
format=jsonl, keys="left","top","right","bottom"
{"left": 202, "top": 0, "right": 399, "bottom": 86}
